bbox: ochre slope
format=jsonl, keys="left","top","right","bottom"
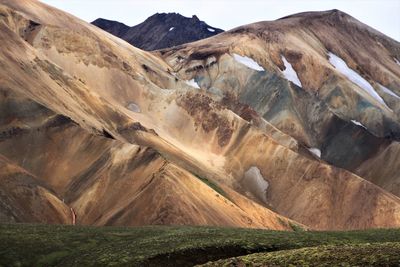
{"left": 0, "top": 71, "right": 295, "bottom": 229}
{"left": 0, "top": 155, "right": 71, "bottom": 224}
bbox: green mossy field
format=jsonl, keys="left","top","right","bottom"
{"left": 0, "top": 224, "right": 399, "bottom": 266}
{"left": 201, "top": 242, "right": 400, "bottom": 266}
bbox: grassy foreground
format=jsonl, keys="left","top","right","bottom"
{"left": 0, "top": 224, "right": 399, "bottom": 267}
{"left": 201, "top": 242, "right": 400, "bottom": 266}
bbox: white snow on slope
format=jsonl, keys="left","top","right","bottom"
{"left": 169, "top": 27, "right": 175, "bottom": 31}
{"left": 244, "top": 166, "right": 269, "bottom": 203}
{"left": 328, "top": 52, "right": 387, "bottom": 107}
{"left": 308, "top": 148, "right": 321, "bottom": 158}
{"left": 281, "top": 55, "right": 302, "bottom": 87}
{"left": 351, "top": 120, "right": 367, "bottom": 129}
{"left": 127, "top": 102, "right": 141, "bottom": 113}
{"left": 185, "top": 79, "right": 200, "bottom": 89}
{"left": 207, "top": 27, "right": 215, "bottom": 32}
{"left": 379, "top": 83, "right": 400, "bottom": 99}
{"left": 233, "top": 53, "right": 264, "bottom": 71}
{"left": 394, "top": 58, "right": 400, "bottom": 66}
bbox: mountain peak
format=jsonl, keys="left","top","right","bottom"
{"left": 145, "top": 13, "right": 201, "bottom": 24}
{"left": 92, "top": 12, "right": 224, "bottom": 50}
{"left": 278, "top": 9, "right": 351, "bottom": 21}
{"left": 91, "top": 18, "right": 130, "bottom": 36}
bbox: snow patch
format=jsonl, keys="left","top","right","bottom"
{"left": 185, "top": 79, "right": 200, "bottom": 89}
{"left": 394, "top": 57, "right": 400, "bottom": 66}
{"left": 169, "top": 27, "right": 175, "bottom": 31}
{"left": 127, "top": 102, "right": 141, "bottom": 113}
{"left": 233, "top": 53, "right": 264, "bottom": 71}
{"left": 308, "top": 148, "right": 321, "bottom": 158}
{"left": 207, "top": 27, "right": 215, "bottom": 32}
{"left": 243, "top": 166, "right": 269, "bottom": 203}
{"left": 328, "top": 52, "right": 387, "bottom": 107}
{"left": 281, "top": 55, "right": 302, "bottom": 87}
{"left": 351, "top": 120, "right": 367, "bottom": 129}
{"left": 379, "top": 83, "right": 400, "bottom": 99}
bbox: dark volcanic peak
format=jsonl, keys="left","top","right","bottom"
{"left": 92, "top": 12, "right": 224, "bottom": 51}
{"left": 91, "top": 18, "right": 130, "bottom": 37}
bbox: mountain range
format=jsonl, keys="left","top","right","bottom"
{"left": 0, "top": 0, "right": 399, "bottom": 232}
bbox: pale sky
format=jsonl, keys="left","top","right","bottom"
{"left": 40, "top": 0, "right": 400, "bottom": 41}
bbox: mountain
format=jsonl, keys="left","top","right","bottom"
{"left": 158, "top": 9, "right": 400, "bottom": 197}
{"left": 0, "top": 0, "right": 294, "bottom": 230}
{"left": 0, "top": 0, "right": 399, "bottom": 231}
{"left": 92, "top": 13, "right": 224, "bottom": 50}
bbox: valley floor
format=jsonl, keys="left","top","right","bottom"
{"left": 0, "top": 224, "right": 400, "bottom": 266}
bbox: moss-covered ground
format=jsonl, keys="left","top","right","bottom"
{"left": 0, "top": 224, "right": 399, "bottom": 266}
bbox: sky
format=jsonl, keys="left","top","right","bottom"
{"left": 40, "top": 0, "right": 400, "bottom": 41}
